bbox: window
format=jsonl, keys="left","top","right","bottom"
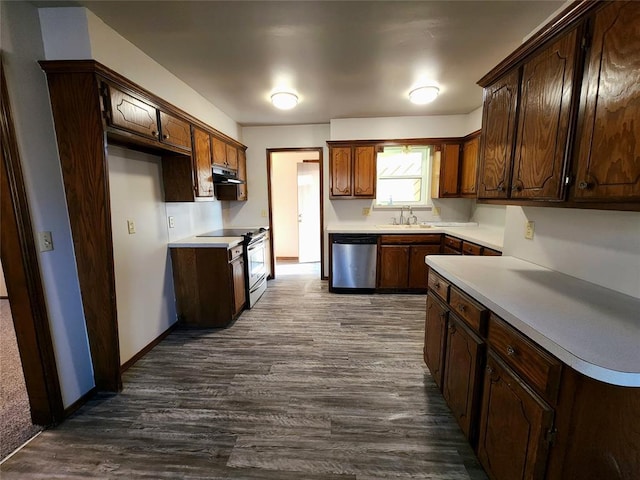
{"left": 375, "top": 145, "right": 432, "bottom": 207}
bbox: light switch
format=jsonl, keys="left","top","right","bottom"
{"left": 261, "top": 209, "right": 268, "bottom": 218}
{"left": 127, "top": 219, "right": 136, "bottom": 235}
{"left": 38, "top": 231, "right": 54, "bottom": 252}
{"left": 525, "top": 221, "right": 535, "bottom": 240}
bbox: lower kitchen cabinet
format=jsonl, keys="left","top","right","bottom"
{"left": 477, "top": 352, "right": 554, "bottom": 480}
{"left": 424, "top": 294, "right": 449, "bottom": 390}
{"left": 377, "top": 234, "right": 441, "bottom": 291}
{"left": 442, "top": 314, "right": 485, "bottom": 443}
{"left": 170, "top": 245, "right": 246, "bottom": 327}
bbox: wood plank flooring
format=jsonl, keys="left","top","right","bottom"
{"left": 1, "top": 270, "right": 487, "bottom": 479}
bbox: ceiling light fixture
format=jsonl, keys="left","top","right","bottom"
{"left": 409, "top": 85, "right": 440, "bottom": 105}
{"left": 271, "top": 91, "right": 298, "bottom": 110}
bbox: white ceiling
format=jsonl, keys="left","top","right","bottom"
{"left": 56, "top": 1, "right": 565, "bottom": 126}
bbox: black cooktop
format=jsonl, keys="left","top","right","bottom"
{"left": 197, "top": 227, "right": 267, "bottom": 238}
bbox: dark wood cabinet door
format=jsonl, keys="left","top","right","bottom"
{"left": 237, "top": 149, "right": 247, "bottom": 201}
{"left": 424, "top": 295, "right": 448, "bottom": 390}
{"left": 353, "top": 146, "right": 376, "bottom": 197}
{"left": 512, "top": 27, "right": 579, "bottom": 200}
{"left": 460, "top": 136, "right": 479, "bottom": 196}
{"left": 107, "top": 85, "right": 158, "bottom": 140}
{"left": 478, "top": 69, "right": 520, "bottom": 199}
{"left": 378, "top": 245, "right": 409, "bottom": 288}
{"left": 409, "top": 245, "right": 441, "bottom": 289}
{"left": 211, "top": 136, "right": 227, "bottom": 168}
{"left": 226, "top": 144, "right": 238, "bottom": 170}
{"left": 231, "top": 257, "right": 246, "bottom": 316}
{"left": 440, "top": 143, "right": 461, "bottom": 197}
{"left": 159, "top": 111, "right": 191, "bottom": 151}
{"left": 477, "top": 352, "right": 554, "bottom": 480}
{"left": 442, "top": 316, "right": 484, "bottom": 442}
{"left": 192, "top": 127, "right": 213, "bottom": 197}
{"left": 573, "top": 1, "right": 640, "bottom": 201}
{"left": 330, "top": 147, "right": 352, "bottom": 197}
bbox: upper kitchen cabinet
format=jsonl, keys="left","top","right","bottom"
{"left": 460, "top": 132, "right": 480, "bottom": 197}
{"left": 212, "top": 135, "right": 239, "bottom": 171}
{"left": 159, "top": 111, "right": 191, "bottom": 151}
{"left": 215, "top": 148, "right": 248, "bottom": 201}
{"left": 477, "top": 69, "right": 520, "bottom": 199}
{"left": 477, "top": 0, "right": 640, "bottom": 210}
{"left": 193, "top": 127, "right": 214, "bottom": 198}
{"left": 511, "top": 27, "right": 579, "bottom": 201}
{"left": 432, "top": 143, "right": 462, "bottom": 198}
{"left": 105, "top": 84, "right": 159, "bottom": 140}
{"left": 571, "top": 1, "right": 640, "bottom": 202}
{"left": 328, "top": 142, "right": 377, "bottom": 199}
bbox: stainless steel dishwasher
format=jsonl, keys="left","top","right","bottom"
{"left": 331, "top": 234, "right": 377, "bottom": 292}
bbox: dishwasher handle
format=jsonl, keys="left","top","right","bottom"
{"left": 332, "top": 234, "right": 378, "bottom": 245}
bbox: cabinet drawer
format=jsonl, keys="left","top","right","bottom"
{"left": 488, "top": 313, "right": 562, "bottom": 404}
{"left": 444, "top": 235, "right": 462, "bottom": 251}
{"left": 462, "top": 241, "right": 483, "bottom": 256}
{"left": 482, "top": 247, "right": 502, "bottom": 256}
{"left": 449, "top": 287, "right": 488, "bottom": 334}
{"left": 228, "top": 244, "right": 244, "bottom": 261}
{"left": 380, "top": 234, "right": 441, "bottom": 245}
{"left": 428, "top": 270, "right": 450, "bottom": 302}
{"left": 443, "top": 247, "right": 462, "bottom": 255}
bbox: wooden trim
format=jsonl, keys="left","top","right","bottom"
{"left": 39, "top": 60, "right": 247, "bottom": 151}
{"left": 0, "top": 59, "right": 64, "bottom": 425}
{"left": 327, "top": 137, "right": 468, "bottom": 147}
{"left": 267, "top": 147, "right": 325, "bottom": 279}
{"left": 120, "top": 322, "right": 178, "bottom": 373}
{"left": 62, "top": 387, "right": 97, "bottom": 418}
{"left": 463, "top": 130, "right": 481, "bottom": 141}
{"left": 477, "top": 0, "right": 601, "bottom": 86}
{"left": 276, "top": 257, "right": 300, "bottom": 261}
{"left": 43, "top": 70, "right": 122, "bottom": 392}
{"left": 477, "top": 198, "right": 640, "bottom": 212}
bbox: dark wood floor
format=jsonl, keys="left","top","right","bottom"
{"left": 1, "top": 270, "right": 487, "bottom": 479}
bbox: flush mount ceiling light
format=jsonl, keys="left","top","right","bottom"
{"left": 409, "top": 85, "right": 440, "bottom": 105}
{"left": 271, "top": 91, "right": 299, "bottom": 110}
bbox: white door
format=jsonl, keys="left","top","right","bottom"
{"left": 297, "top": 162, "right": 320, "bottom": 263}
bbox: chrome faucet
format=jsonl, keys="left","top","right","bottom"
{"left": 408, "top": 207, "right": 418, "bottom": 225}
{"left": 399, "top": 206, "right": 405, "bottom": 225}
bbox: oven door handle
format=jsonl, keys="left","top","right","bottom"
{"left": 250, "top": 274, "right": 267, "bottom": 293}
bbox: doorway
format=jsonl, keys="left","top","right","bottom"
{"left": 267, "top": 148, "right": 324, "bottom": 278}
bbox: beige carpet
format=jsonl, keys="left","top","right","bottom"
{"left": 0, "top": 299, "right": 42, "bottom": 461}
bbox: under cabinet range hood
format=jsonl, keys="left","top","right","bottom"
{"left": 212, "top": 166, "right": 244, "bottom": 184}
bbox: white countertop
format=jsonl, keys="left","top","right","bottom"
{"left": 326, "top": 224, "right": 504, "bottom": 251}
{"left": 426, "top": 255, "right": 640, "bottom": 387}
{"left": 168, "top": 236, "right": 243, "bottom": 248}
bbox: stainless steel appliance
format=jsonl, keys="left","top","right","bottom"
{"left": 331, "top": 234, "right": 377, "bottom": 292}
{"left": 197, "top": 227, "right": 268, "bottom": 308}
{"left": 212, "top": 166, "right": 244, "bottom": 184}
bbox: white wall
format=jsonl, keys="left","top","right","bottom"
{"left": 2, "top": 0, "right": 94, "bottom": 407}
{"left": 108, "top": 147, "right": 179, "bottom": 364}
{"left": 38, "top": 7, "right": 240, "bottom": 141}
{"left": 331, "top": 114, "right": 472, "bottom": 140}
{"left": 503, "top": 207, "right": 640, "bottom": 299}
{"left": 471, "top": 204, "right": 506, "bottom": 229}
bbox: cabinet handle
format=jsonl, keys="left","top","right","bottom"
{"left": 578, "top": 181, "right": 592, "bottom": 190}
{"left": 434, "top": 282, "right": 441, "bottom": 288}
{"left": 496, "top": 185, "right": 505, "bottom": 192}
{"left": 448, "top": 324, "right": 457, "bottom": 334}
{"left": 151, "top": 130, "right": 159, "bottom": 138}
{"left": 506, "top": 345, "right": 516, "bottom": 356}
{"left": 163, "top": 134, "right": 169, "bottom": 140}
{"left": 457, "top": 303, "right": 466, "bottom": 312}
{"left": 486, "top": 365, "right": 493, "bottom": 374}
{"left": 512, "top": 185, "right": 522, "bottom": 192}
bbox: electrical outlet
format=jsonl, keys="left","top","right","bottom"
{"left": 432, "top": 206, "right": 441, "bottom": 216}
{"left": 525, "top": 221, "right": 535, "bottom": 240}
{"left": 38, "top": 231, "right": 54, "bottom": 252}
{"left": 127, "top": 219, "right": 136, "bottom": 235}
{"left": 168, "top": 216, "right": 175, "bottom": 228}
{"left": 261, "top": 209, "right": 268, "bottom": 218}
{"left": 362, "top": 207, "right": 370, "bottom": 216}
